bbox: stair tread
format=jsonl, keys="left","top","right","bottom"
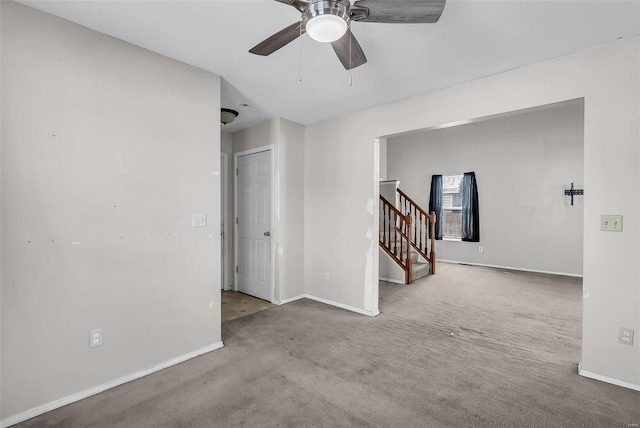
{"left": 412, "top": 262, "right": 430, "bottom": 280}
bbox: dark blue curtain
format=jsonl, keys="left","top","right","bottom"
{"left": 461, "top": 172, "right": 480, "bottom": 242}
{"left": 428, "top": 175, "right": 443, "bottom": 240}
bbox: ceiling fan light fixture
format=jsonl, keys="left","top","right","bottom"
{"left": 303, "top": 1, "right": 350, "bottom": 43}
{"left": 306, "top": 15, "right": 347, "bottom": 43}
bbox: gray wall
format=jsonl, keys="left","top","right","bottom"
{"left": 221, "top": 131, "right": 234, "bottom": 288}
{"left": 387, "top": 101, "right": 584, "bottom": 275}
{"left": 221, "top": 131, "right": 233, "bottom": 154}
{"left": 275, "top": 119, "right": 306, "bottom": 301}
{"left": 1, "top": 2, "right": 222, "bottom": 418}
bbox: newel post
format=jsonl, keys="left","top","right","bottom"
{"left": 429, "top": 211, "right": 436, "bottom": 274}
{"left": 406, "top": 215, "right": 413, "bottom": 284}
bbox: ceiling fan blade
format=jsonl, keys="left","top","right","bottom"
{"left": 249, "top": 22, "right": 304, "bottom": 56}
{"left": 331, "top": 30, "right": 367, "bottom": 70}
{"left": 353, "top": 0, "right": 446, "bottom": 23}
{"left": 273, "top": 0, "right": 310, "bottom": 13}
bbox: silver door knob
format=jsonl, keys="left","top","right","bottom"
{"left": 264, "top": 231, "right": 271, "bottom": 237}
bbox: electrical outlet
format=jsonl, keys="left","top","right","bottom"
{"left": 90, "top": 328, "right": 103, "bottom": 348}
{"left": 618, "top": 327, "right": 634, "bottom": 346}
{"left": 478, "top": 246, "right": 483, "bottom": 253}
{"left": 325, "top": 271, "right": 331, "bottom": 280}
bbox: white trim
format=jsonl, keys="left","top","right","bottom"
{"left": 578, "top": 363, "right": 640, "bottom": 392}
{"left": 233, "top": 145, "right": 275, "bottom": 302}
{"left": 305, "top": 294, "right": 380, "bottom": 317}
{"left": 371, "top": 137, "right": 381, "bottom": 318}
{"left": 379, "top": 277, "right": 405, "bottom": 284}
{"left": 234, "top": 146, "right": 273, "bottom": 158}
{"left": 437, "top": 259, "right": 583, "bottom": 278}
{"left": 272, "top": 294, "right": 305, "bottom": 305}
{"left": 271, "top": 293, "right": 380, "bottom": 316}
{"left": 0, "top": 341, "right": 224, "bottom": 428}
{"left": 233, "top": 149, "right": 238, "bottom": 294}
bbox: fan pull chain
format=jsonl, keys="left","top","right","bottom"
{"left": 348, "top": 24, "right": 353, "bottom": 87}
{"left": 299, "top": 20, "right": 303, "bottom": 82}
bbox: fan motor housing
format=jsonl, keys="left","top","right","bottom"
{"left": 302, "top": 0, "right": 351, "bottom": 28}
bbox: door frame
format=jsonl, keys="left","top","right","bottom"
{"left": 233, "top": 145, "right": 276, "bottom": 302}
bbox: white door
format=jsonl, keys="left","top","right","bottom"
{"left": 236, "top": 150, "right": 272, "bottom": 301}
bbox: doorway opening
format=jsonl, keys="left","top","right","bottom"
{"left": 376, "top": 99, "right": 584, "bottom": 353}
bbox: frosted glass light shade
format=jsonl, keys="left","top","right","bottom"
{"left": 306, "top": 15, "right": 348, "bottom": 43}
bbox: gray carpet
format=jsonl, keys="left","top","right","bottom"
{"left": 16, "top": 264, "right": 640, "bottom": 427}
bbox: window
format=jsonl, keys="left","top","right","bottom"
{"left": 429, "top": 172, "right": 479, "bottom": 242}
{"left": 442, "top": 174, "right": 463, "bottom": 239}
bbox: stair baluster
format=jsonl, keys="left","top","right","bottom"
{"left": 397, "top": 188, "right": 437, "bottom": 276}
{"left": 379, "top": 195, "right": 413, "bottom": 284}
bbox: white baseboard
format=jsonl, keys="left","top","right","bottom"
{"left": 578, "top": 363, "right": 640, "bottom": 392}
{"left": 379, "top": 276, "right": 405, "bottom": 284}
{"left": 272, "top": 294, "right": 305, "bottom": 305}
{"left": 273, "top": 294, "right": 379, "bottom": 317}
{"left": 304, "top": 294, "right": 379, "bottom": 317}
{"left": 438, "top": 259, "right": 583, "bottom": 278}
{"left": 1, "top": 341, "right": 224, "bottom": 428}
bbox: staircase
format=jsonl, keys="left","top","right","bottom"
{"left": 379, "top": 185, "right": 436, "bottom": 284}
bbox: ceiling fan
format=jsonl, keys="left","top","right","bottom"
{"left": 249, "top": 0, "right": 446, "bottom": 70}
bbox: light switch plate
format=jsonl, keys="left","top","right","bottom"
{"left": 192, "top": 213, "right": 207, "bottom": 228}
{"left": 600, "top": 215, "right": 623, "bottom": 232}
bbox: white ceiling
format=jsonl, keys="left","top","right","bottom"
{"left": 18, "top": 0, "right": 640, "bottom": 132}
